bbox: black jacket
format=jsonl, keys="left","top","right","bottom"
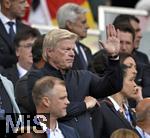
{"left": 27, "top": 59, "right": 123, "bottom": 138}
{"left": 92, "top": 98, "right": 138, "bottom": 138}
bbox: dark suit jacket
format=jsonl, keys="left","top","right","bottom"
{"left": 72, "top": 42, "right": 94, "bottom": 72}
{"left": 0, "top": 19, "right": 31, "bottom": 68}
{"left": 15, "top": 72, "right": 33, "bottom": 113}
{"left": 59, "top": 123, "right": 80, "bottom": 138}
{"left": 2, "top": 64, "right": 19, "bottom": 86}
{"left": 137, "top": 64, "right": 150, "bottom": 98}
{"left": 92, "top": 99, "right": 137, "bottom": 138}
{"left": 27, "top": 61, "right": 122, "bottom": 138}
{"left": 133, "top": 50, "right": 149, "bottom": 65}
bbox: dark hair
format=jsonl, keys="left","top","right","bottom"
{"left": 119, "top": 52, "right": 135, "bottom": 77}
{"left": 14, "top": 27, "right": 41, "bottom": 49}
{"left": 113, "top": 14, "right": 140, "bottom": 26}
{"left": 32, "top": 34, "right": 45, "bottom": 63}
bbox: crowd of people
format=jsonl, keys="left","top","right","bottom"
{"left": 0, "top": 0, "right": 150, "bottom": 138}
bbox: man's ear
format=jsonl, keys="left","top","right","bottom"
{"left": 46, "top": 48, "right": 53, "bottom": 58}
{"left": 42, "top": 97, "right": 50, "bottom": 108}
{"left": 15, "top": 47, "right": 20, "bottom": 57}
{"left": 4, "top": 0, "right": 11, "bottom": 9}
{"left": 66, "top": 20, "right": 73, "bottom": 30}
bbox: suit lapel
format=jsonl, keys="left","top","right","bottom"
{"left": 59, "top": 123, "right": 67, "bottom": 137}
{"left": 0, "top": 19, "right": 12, "bottom": 47}
{"left": 106, "top": 98, "right": 133, "bottom": 128}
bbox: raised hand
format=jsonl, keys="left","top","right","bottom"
{"left": 134, "top": 86, "right": 143, "bottom": 103}
{"left": 99, "top": 24, "right": 120, "bottom": 57}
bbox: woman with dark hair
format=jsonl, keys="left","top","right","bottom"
{"left": 92, "top": 53, "right": 142, "bottom": 138}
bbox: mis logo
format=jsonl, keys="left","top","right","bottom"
{"left": 0, "top": 113, "right": 50, "bottom": 137}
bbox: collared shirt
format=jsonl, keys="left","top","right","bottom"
{"left": 17, "top": 63, "right": 28, "bottom": 78}
{"left": 40, "top": 121, "right": 64, "bottom": 138}
{"left": 108, "top": 96, "right": 131, "bottom": 123}
{"left": 0, "top": 12, "right": 16, "bottom": 33}
{"left": 108, "top": 96, "right": 120, "bottom": 112}
{"left": 136, "top": 126, "right": 150, "bottom": 138}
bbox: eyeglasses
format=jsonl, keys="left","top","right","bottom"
{"left": 19, "top": 44, "right": 33, "bottom": 49}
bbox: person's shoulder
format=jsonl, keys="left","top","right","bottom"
{"left": 16, "top": 20, "right": 32, "bottom": 31}
{"left": 3, "top": 64, "right": 17, "bottom": 74}
{"left": 78, "top": 42, "right": 91, "bottom": 51}
{"left": 59, "top": 122, "right": 73, "bottom": 130}
{"left": 28, "top": 68, "right": 44, "bottom": 77}
{"left": 69, "top": 69, "right": 91, "bottom": 76}
{"left": 59, "top": 123, "right": 79, "bottom": 137}
{"left": 134, "top": 50, "right": 148, "bottom": 58}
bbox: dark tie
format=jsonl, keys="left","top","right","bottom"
{"left": 7, "top": 21, "right": 15, "bottom": 42}
{"left": 77, "top": 45, "right": 87, "bottom": 69}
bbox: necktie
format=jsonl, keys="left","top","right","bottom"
{"left": 77, "top": 45, "right": 87, "bottom": 69}
{"left": 7, "top": 21, "right": 15, "bottom": 42}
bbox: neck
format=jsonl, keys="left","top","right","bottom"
{"left": 1, "top": 9, "right": 15, "bottom": 20}
{"left": 48, "top": 61, "right": 67, "bottom": 74}
{"left": 49, "top": 117, "right": 57, "bottom": 130}
{"left": 36, "top": 107, "right": 57, "bottom": 130}
{"left": 18, "top": 62, "right": 32, "bottom": 71}
{"left": 111, "top": 92, "right": 127, "bottom": 108}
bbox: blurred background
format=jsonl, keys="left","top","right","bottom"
{"left": 22, "top": 0, "right": 150, "bottom": 58}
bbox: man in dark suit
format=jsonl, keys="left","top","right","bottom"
{"left": 31, "top": 76, "right": 79, "bottom": 138}
{"left": 27, "top": 27, "right": 123, "bottom": 138}
{"left": 113, "top": 14, "right": 149, "bottom": 65}
{"left": 0, "top": 0, "right": 32, "bottom": 68}
{"left": 2, "top": 27, "right": 41, "bottom": 86}
{"left": 15, "top": 35, "right": 45, "bottom": 113}
{"left": 57, "top": 3, "right": 94, "bottom": 71}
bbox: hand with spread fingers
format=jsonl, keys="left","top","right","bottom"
{"left": 99, "top": 24, "right": 120, "bottom": 57}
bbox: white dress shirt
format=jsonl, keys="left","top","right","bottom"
{"left": 0, "top": 12, "right": 16, "bottom": 33}
{"left": 16, "top": 63, "right": 28, "bottom": 78}
{"left": 39, "top": 120, "right": 64, "bottom": 138}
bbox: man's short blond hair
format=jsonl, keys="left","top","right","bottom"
{"left": 42, "top": 29, "right": 78, "bottom": 61}
{"left": 32, "top": 76, "right": 65, "bottom": 106}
